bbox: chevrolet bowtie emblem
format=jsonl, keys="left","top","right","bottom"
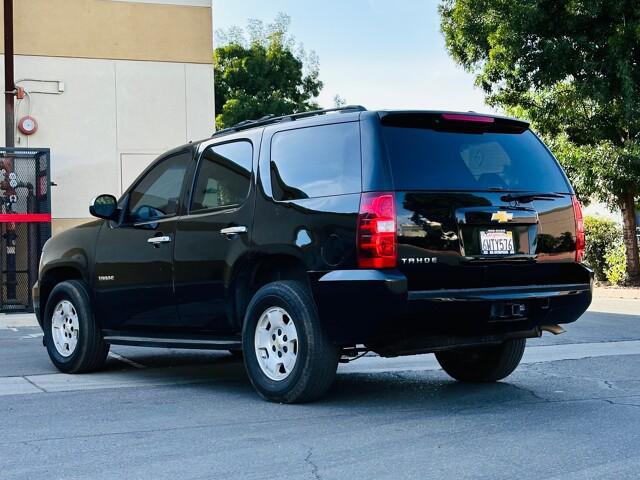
{"left": 491, "top": 211, "right": 513, "bottom": 223}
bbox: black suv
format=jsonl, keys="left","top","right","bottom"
{"left": 33, "top": 107, "right": 592, "bottom": 403}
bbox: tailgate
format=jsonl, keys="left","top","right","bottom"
{"left": 395, "top": 191, "right": 586, "bottom": 290}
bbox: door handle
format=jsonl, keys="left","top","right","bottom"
{"left": 147, "top": 235, "right": 172, "bottom": 245}
{"left": 220, "top": 226, "right": 247, "bottom": 236}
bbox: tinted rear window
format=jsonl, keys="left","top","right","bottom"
{"left": 270, "top": 122, "right": 361, "bottom": 200}
{"left": 382, "top": 127, "right": 570, "bottom": 193}
{"left": 191, "top": 141, "right": 252, "bottom": 212}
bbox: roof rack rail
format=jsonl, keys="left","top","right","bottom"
{"left": 211, "top": 105, "right": 367, "bottom": 138}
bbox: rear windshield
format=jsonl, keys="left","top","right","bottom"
{"left": 381, "top": 126, "right": 571, "bottom": 193}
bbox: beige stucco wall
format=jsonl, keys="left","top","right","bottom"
{"left": 0, "top": 0, "right": 212, "bottom": 64}
{"left": 52, "top": 219, "right": 94, "bottom": 237}
{"left": 0, "top": 55, "right": 215, "bottom": 223}
{"left": 0, "top": 0, "right": 214, "bottom": 235}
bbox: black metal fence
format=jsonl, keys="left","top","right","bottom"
{"left": 0, "top": 148, "right": 51, "bottom": 312}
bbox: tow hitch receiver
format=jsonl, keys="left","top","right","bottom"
{"left": 490, "top": 301, "right": 527, "bottom": 321}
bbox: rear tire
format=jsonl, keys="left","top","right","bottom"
{"left": 43, "top": 280, "right": 109, "bottom": 373}
{"left": 435, "top": 338, "right": 526, "bottom": 382}
{"left": 242, "top": 281, "right": 339, "bottom": 403}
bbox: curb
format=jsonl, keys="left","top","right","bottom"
{"left": 0, "top": 313, "right": 39, "bottom": 328}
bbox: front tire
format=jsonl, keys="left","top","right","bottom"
{"left": 43, "top": 280, "right": 109, "bottom": 373}
{"left": 435, "top": 338, "right": 526, "bottom": 383}
{"left": 242, "top": 281, "right": 339, "bottom": 403}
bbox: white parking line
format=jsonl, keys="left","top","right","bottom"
{"left": 20, "top": 333, "right": 44, "bottom": 339}
{"left": 1, "top": 340, "right": 640, "bottom": 397}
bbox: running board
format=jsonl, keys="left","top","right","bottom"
{"left": 102, "top": 332, "right": 242, "bottom": 350}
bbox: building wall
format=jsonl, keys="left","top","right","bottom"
{"left": 0, "top": 0, "right": 214, "bottom": 234}
{"left": 0, "top": 0, "right": 213, "bottom": 63}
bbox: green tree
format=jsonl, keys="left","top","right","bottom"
{"left": 439, "top": 0, "right": 640, "bottom": 284}
{"left": 214, "top": 13, "right": 323, "bottom": 130}
{"left": 583, "top": 216, "right": 622, "bottom": 281}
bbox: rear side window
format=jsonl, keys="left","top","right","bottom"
{"left": 382, "top": 127, "right": 570, "bottom": 193}
{"left": 270, "top": 122, "right": 361, "bottom": 200}
{"left": 191, "top": 141, "right": 252, "bottom": 212}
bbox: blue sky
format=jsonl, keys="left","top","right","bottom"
{"left": 213, "top": 0, "right": 494, "bottom": 113}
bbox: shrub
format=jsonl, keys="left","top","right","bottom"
{"left": 604, "top": 242, "right": 627, "bottom": 285}
{"left": 583, "top": 216, "right": 621, "bottom": 281}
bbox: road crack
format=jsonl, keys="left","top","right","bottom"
{"left": 305, "top": 447, "right": 321, "bottom": 480}
{"left": 598, "top": 397, "right": 640, "bottom": 409}
{"left": 507, "top": 383, "right": 550, "bottom": 402}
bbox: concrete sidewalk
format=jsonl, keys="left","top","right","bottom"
{"left": 594, "top": 286, "right": 640, "bottom": 300}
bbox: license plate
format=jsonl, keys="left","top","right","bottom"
{"left": 480, "top": 229, "right": 514, "bottom": 255}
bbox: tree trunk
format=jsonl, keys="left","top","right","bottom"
{"left": 620, "top": 191, "right": 640, "bottom": 286}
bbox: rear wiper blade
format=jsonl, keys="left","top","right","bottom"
{"left": 501, "top": 192, "right": 564, "bottom": 203}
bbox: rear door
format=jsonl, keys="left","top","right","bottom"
{"left": 172, "top": 138, "right": 256, "bottom": 333}
{"left": 378, "top": 112, "right": 584, "bottom": 291}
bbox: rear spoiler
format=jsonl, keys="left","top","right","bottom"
{"left": 378, "top": 111, "right": 529, "bottom": 134}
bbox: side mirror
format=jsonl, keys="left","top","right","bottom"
{"left": 90, "top": 194, "right": 118, "bottom": 220}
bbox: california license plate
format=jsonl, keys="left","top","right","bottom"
{"left": 480, "top": 229, "right": 514, "bottom": 255}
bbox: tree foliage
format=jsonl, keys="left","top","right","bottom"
{"left": 214, "top": 14, "right": 323, "bottom": 130}
{"left": 583, "top": 216, "right": 622, "bottom": 281}
{"left": 605, "top": 242, "right": 628, "bottom": 285}
{"left": 439, "top": 0, "right": 640, "bottom": 283}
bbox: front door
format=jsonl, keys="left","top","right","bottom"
{"left": 94, "top": 150, "right": 193, "bottom": 331}
{"left": 173, "top": 140, "right": 255, "bottom": 332}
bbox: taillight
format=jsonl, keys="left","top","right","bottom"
{"left": 357, "top": 192, "right": 397, "bottom": 269}
{"left": 572, "top": 195, "right": 585, "bottom": 262}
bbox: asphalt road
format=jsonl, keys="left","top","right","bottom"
{"left": 1, "top": 297, "right": 639, "bottom": 480}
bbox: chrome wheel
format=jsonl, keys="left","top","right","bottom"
{"left": 254, "top": 306, "right": 299, "bottom": 381}
{"left": 51, "top": 300, "right": 79, "bottom": 357}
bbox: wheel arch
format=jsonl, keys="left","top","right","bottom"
{"left": 39, "top": 265, "right": 85, "bottom": 320}
{"left": 231, "top": 253, "right": 312, "bottom": 330}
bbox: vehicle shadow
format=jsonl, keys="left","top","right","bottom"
{"left": 105, "top": 350, "right": 545, "bottom": 412}
{"left": 326, "top": 370, "right": 542, "bottom": 412}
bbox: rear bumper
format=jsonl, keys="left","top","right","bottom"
{"left": 312, "top": 268, "right": 593, "bottom": 346}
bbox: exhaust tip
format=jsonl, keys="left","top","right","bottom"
{"left": 541, "top": 324, "right": 566, "bottom": 335}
